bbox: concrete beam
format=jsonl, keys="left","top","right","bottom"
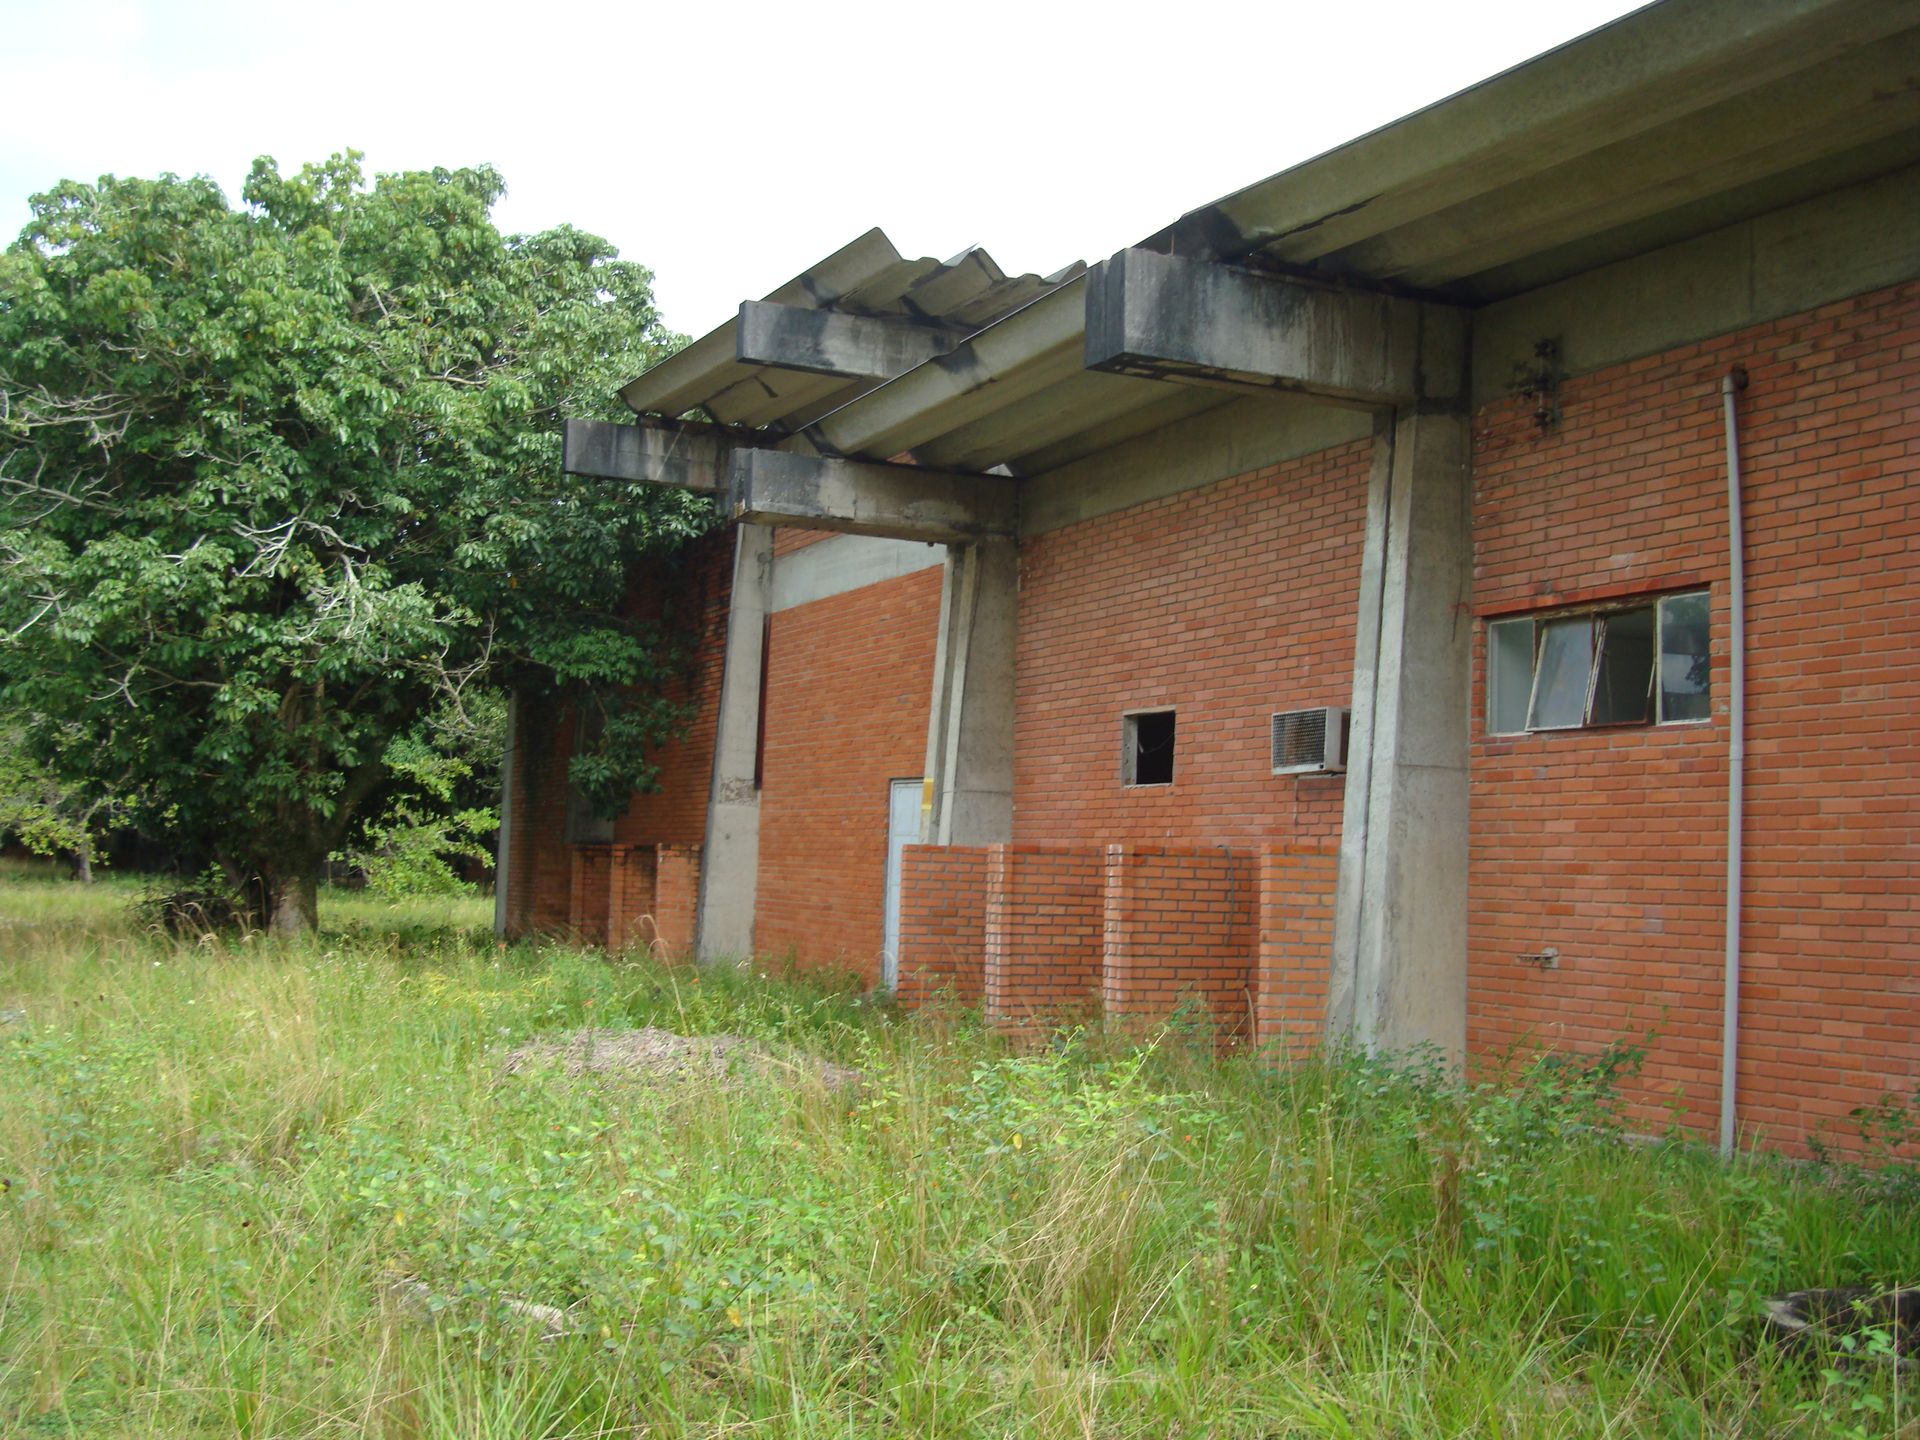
{"left": 694, "top": 525, "right": 773, "bottom": 964}
{"left": 561, "top": 417, "right": 742, "bottom": 493}
{"left": 1142, "top": 0, "right": 1916, "bottom": 268}
{"left": 923, "top": 540, "right": 1016, "bottom": 847}
{"left": 1328, "top": 405, "right": 1472, "bottom": 1062}
{"left": 1084, "top": 248, "right": 1464, "bottom": 407}
{"left": 726, "top": 448, "right": 1017, "bottom": 545}
{"left": 807, "top": 279, "right": 1086, "bottom": 460}
{"left": 735, "top": 301, "right": 963, "bottom": 381}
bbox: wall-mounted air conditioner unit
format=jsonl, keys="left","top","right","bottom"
{"left": 1271, "top": 707, "right": 1350, "bottom": 775}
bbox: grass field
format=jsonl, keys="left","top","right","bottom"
{"left": 1, "top": 866, "right": 1915, "bottom": 1437}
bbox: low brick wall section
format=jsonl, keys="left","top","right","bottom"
{"left": 1102, "top": 845, "right": 1257, "bottom": 1035}
{"left": 896, "top": 845, "right": 988, "bottom": 1006}
{"left": 653, "top": 844, "right": 701, "bottom": 959}
{"left": 1254, "top": 846, "right": 1339, "bottom": 1054}
{"left": 898, "top": 841, "right": 1340, "bottom": 1044}
{"left": 985, "top": 845, "right": 1105, "bottom": 1020}
{"left": 607, "top": 845, "right": 659, "bottom": 952}
{"left": 568, "top": 845, "right": 613, "bottom": 945}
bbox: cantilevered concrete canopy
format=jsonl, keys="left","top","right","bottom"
{"left": 608, "top": 0, "right": 1920, "bottom": 486}
{"left": 1140, "top": 0, "right": 1920, "bottom": 302}
{"left": 620, "top": 228, "right": 1084, "bottom": 435}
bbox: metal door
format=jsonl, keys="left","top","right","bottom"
{"left": 882, "top": 777, "right": 923, "bottom": 991}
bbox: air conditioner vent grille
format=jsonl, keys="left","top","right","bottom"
{"left": 1271, "top": 707, "right": 1349, "bottom": 774}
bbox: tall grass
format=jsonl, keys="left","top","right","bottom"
{"left": 1, "top": 868, "right": 1914, "bottom": 1437}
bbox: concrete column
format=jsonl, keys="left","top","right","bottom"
{"left": 694, "top": 524, "right": 774, "bottom": 962}
{"left": 1327, "top": 403, "right": 1473, "bottom": 1061}
{"left": 922, "top": 539, "right": 1017, "bottom": 846}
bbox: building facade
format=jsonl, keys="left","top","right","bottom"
{"left": 503, "top": 0, "right": 1920, "bottom": 1153}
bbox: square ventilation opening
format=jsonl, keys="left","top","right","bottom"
{"left": 1271, "top": 707, "right": 1349, "bottom": 775}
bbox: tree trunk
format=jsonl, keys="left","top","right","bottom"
{"left": 267, "top": 870, "right": 319, "bottom": 936}
{"left": 73, "top": 840, "right": 93, "bottom": 885}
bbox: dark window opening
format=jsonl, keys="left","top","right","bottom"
{"left": 1125, "top": 709, "right": 1176, "bottom": 787}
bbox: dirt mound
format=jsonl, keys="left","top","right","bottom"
{"left": 501, "top": 1026, "right": 862, "bottom": 1094}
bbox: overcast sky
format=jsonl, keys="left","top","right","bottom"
{"left": 3, "top": 0, "right": 1648, "bottom": 338}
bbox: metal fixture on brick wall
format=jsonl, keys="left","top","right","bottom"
{"left": 1509, "top": 338, "right": 1562, "bottom": 434}
{"left": 1517, "top": 946, "right": 1560, "bottom": 970}
{"left": 1270, "top": 707, "right": 1349, "bottom": 775}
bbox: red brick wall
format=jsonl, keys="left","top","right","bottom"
{"left": 1255, "top": 846, "right": 1339, "bottom": 1054}
{"left": 653, "top": 844, "right": 701, "bottom": 958}
{"left": 1469, "top": 280, "right": 1920, "bottom": 1148}
{"left": 505, "top": 700, "right": 574, "bottom": 936}
{"left": 896, "top": 844, "right": 988, "bottom": 1006}
{"left": 1015, "top": 441, "right": 1370, "bottom": 848}
{"left": 897, "top": 840, "right": 1335, "bottom": 1050}
{"left": 606, "top": 845, "right": 657, "bottom": 952}
{"left": 984, "top": 845, "right": 1105, "bottom": 1020}
{"left": 505, "top": 530, "right": 733, "bottom": 940}
{"left": 754, "top": 566, "right": 942, "bottom": 982}
{"left": 614, "top": 530, "right": 735, "bottom": 851}
{"left": 1101, "top": 845, "right": 1256, "bottom": 1034}
{"left": 772, "top": 528, "right": 835, "bottom": 557}
{"left": 569, "top": 845, "right": 612, "bottom": 945}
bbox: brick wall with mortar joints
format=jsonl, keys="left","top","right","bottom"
{"left": 754, "top": 566, "right": 943, "bottom": 983}
{"left": 507, "top": 528, "right": 733, "bottom": 939}
{"left": 773, "top": 527, "right": 836, "bottom": 558}
{"left": 606, "top": 845, "right": 658, "bottom": 952}
{"left": 1469, "top": 279, "right": 1920, "bottom": 1150}
{"left": 568, "top": 845, "right": 612, "bottom": 945}
{"left": 984, "top": 845, "right": 1105, "bottom": 1022}
{"left": 896, "top": 844, "right": 989, "bottom": 1007}
{"left": 1255, "top": 846, "right": 1339, "bottom": 1055}
{"left": 1014, "top": 440, "right": 1370, "bottom": 849}
{"left": 1101, "top": 844, "right": 1258, "bottom": 1038}
{"left": 652, "top": 844, "right": 701, "bottom": 958}
{"left": 612, "top": 528, "right": 735, "bottom": 852}
{"left": 505, "top": 700, "right": 575, "bottom": 936}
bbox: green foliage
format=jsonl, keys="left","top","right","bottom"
{"left": 0, "top": 154, "right": 707, "bottom": 924}
{"left": 2, "top": 877, "right": 1917, "bottom": 1436}
{"left": 0, "top": 711, "right": 122, "bottom": 872}
{"left": 339, "top": 691, "right": 506, "bottom": 897}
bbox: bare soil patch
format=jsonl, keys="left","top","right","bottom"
{"left": 501, "top": 1026, "right": 862, "bottom": 1094}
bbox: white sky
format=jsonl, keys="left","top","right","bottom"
{"left": 3, "top": 0, "right": 1648, "bottom": 338}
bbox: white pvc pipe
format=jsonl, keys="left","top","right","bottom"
{"left": 1719, "top": 369, "right": 1748, "bottom": 1159}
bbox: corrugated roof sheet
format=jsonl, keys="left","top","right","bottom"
{"left": 614, "top": 0, "right": 1920, "bottom": 487}
{"left": 620, "top": 228, "right": 1082, "bottom": 430}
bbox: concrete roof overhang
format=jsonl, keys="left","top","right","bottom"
{"left": 620, "top": 0, "right": 1920, "bottom": 479}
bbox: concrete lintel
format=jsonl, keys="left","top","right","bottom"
{"left": 1085, "top": 248, "right": 1464, "bottom": 407}
{"left": 694, "top": 525, "right": 773, "bottom": 964}
{"left": 769, "top": 532, "right": 945, "bottom": 614}
{"left": 735, "top": 301, "right": 963, "bottom": 381}
{"left": 561, "top": 416, "right": 760, "bottom": 494}
{"left": 726, "top": 448, "right": 1017, "bottom": 544}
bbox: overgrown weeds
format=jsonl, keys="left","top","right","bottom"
{"left": 0, "top": 870, "right": 1914, "bottom": 1436}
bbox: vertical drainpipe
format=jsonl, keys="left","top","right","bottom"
{"left": 1719, "top": 368, "right": 1748, "bottom": 1160}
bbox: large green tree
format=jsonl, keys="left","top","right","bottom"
{"left": 0, "top": 153, "right": 706, "bottom": 932}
